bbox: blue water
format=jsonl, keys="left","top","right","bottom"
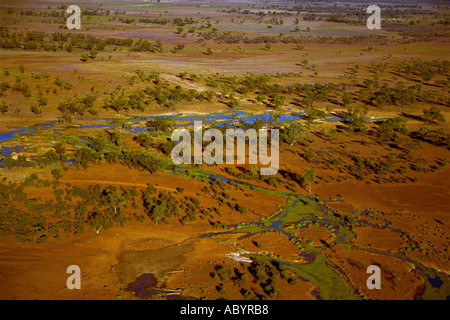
{"left": 0, "top": 129, "right": 28, "bottom": 142}
{"left": 0, "top": 110, "right": 385, "bottom": 144}
{"left": 426, "top": 274, "right": 443, "bottom": 289}
{"left": 0, "top": 145, "right": 26, "bottom": 157}
{"left": 0, "top": 145, "right": 28, "bottom": 168}
{"left": 0, "top": 109, "right": 446, "bottom": 299}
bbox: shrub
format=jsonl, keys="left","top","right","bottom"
{"left": 0, "top": 103, "right": 8, "bottom": 114}
{"left": 423, "top": 106, "right": 445, "bottom": 124}
{"left": 51, "top": 168, "right": 63, "bottom": 181}
{"left": 30, "top": 104, "right": 42, "bottom": 115}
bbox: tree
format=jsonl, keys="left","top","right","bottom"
{"left": 54, "top": 143, "right": 65, "bottom": 158}
{"left": 30, "top": 104, "right": 42, "bottom": 115}
{"left": 100, "top": 186, "right": 127, "bottom": 218}
{"left": 176, "top": 26, "right": 184, "bottom": 34}
{"left": 0, "top": 103, "right": 8, "bottom": 114}
{"left": 303, "top": 168, "right": 316, "bottom": 194}
{"left": 249, "top": 165, "right": 259, "bottom": 176}
{"left": 89, "top": 49, "right": 98, "bottom": 60}
{"left": 419, "top": 66, "right": 436, "bottom": 83}
{"left": 51, "top": 168, "right": 63, "bottom": 181}
{"left": 281, "top": 122, "right": 305, "bottom": 145}
{"left": 146, "top": 116, "right": 175, "bottom": 132}
{"left": 37, "top": 94, "right": 48, "bottom": 107}
{"left": 341, "top": 91, "right": 352, "bottom": 108}
{"left": 171, "top": 44, "right": 185, "bottom": 53}
{"left": 109, "top": 130, "right": 123, "bottom": 147}
{"left": 272, "top": 94, "right": 286, "bottom": 109}
{"left": 65, "top": 43, "right": 73, "bottom": 53}
{"left": 268, "top": 113, "right": 280, "bottom": 128}
{"left": 89, "top": 135, "right": 105, "bottom": 152}
{"left": 394, "top": 82, "right": 416, "bottom": 107}
{"left": 302, "top": 91, "right": 315, "bottom": 109}
{"left": 88, "top": 209, "right": 113, "bottom": 234}
{"left": 228, "top": 95, "right": 241, "bottom": 109}
{"left": 256, "top": 95, "right": 266, "bottom": 104}
{"left": 423, "top": 106, "right": 445, "bottom": 124}
{"left": 346, "top": 105, "right": 368, "bottom": 133}
{"left": 305, "top": 107, "right": 325, "bottom": 123}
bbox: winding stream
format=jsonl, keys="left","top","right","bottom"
{"left": 188, "top": 169, "right": 449, "bottom": 300}
{"left": 0, "top": 110, "right": 382, "bottom": 142}
{"left": 0, "top": 111, "right": 448, "bottom": 300}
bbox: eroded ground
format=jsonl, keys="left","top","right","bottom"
{"left": 0, "top": 0, "right": 449, "bottom": 300}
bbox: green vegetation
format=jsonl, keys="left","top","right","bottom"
{"left": 0, "top": 0, "right": 449, "bottom": 301}
{"left": 0, "top": 175, "right": 143, "bottom": 242}
{"left": 210, "top": 260, "right": 299, "bottom": 300}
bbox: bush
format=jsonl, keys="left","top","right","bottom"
{"left": 51, "top": 168, "right": 63, "bottom": 181}
{"left": 281, "top": 122, "right": 305, "bottom": 145}
{"left": 0, "top": 103, "right": 8, "bottom": 114}
{"left": 30, "top": 104, "right": 42, "bottom": 115}
{"left": 423, "top": 106, "right": 445, "bottom": 124}
{"left": 146, "top": 116, "right": 175, "bottom": 132}
{"left": 237, "top": 204, "right": 248, "bottom": 214}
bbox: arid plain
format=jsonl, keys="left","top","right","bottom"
{"left": 0, "top": 0, "right": 449, "bottom": 300}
